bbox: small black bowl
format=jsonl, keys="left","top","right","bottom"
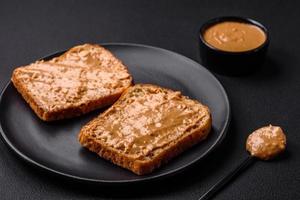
{"left": 198, "top": 16, "right": 269, "bottom": 76}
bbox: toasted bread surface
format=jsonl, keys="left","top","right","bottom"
{"left": 79, "top": 84, "right": 212, "bottom": 175}
{"left": 11, "top": 44, "right": 132, "bottom": 121}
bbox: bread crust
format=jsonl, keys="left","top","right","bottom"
{"left": 11, "top": 44, "right": 133, "bottom": 121}
{"left": 79, "top": 84, "right": 212, "bottom": 175}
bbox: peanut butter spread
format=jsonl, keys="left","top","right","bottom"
{"left": 203, "top": 21, "right": 266, "bottom": 52}
{"left": 246, "top": 125, "right": 286, "bottom": 160}
{"left": 13, "top": 44, "right": 132, "bottom": 112}
{"left": 86, "top": 85, "right": 210, "bottom": 159}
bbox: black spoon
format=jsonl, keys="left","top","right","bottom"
{"left": 198, "top": 125, "right": 287, "bottom": 200}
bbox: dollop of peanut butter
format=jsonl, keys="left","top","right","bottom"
{"left": 246, "top": 125, "right": 286, "bottom": 160}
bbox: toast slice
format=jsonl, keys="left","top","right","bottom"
{"left": 11, "top": 44, "right": 132, "bottom": 121}
{"left": 79, "top": 84, "right": 212, "bottom": 175}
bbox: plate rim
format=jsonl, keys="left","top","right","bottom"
{"left": 0, "top": 43, "right": 231, "bottom": 184}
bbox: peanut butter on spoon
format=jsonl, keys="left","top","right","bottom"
{"left": 246, "top": 125, "right": 287, "bottom": 160}
{"left": 199, "top": 125, "right": 287, "bottom": 200}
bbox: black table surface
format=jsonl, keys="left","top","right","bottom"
{"left": 0, "top": 0, "right": 299, "bottom": 199}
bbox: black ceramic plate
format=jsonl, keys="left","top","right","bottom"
{"left": 0, "top": 43, "right": 230, "bottom": 184}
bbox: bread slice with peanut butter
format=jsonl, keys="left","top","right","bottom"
{"left": 11, "top": 44, "right": 132, "bottom": 121}
{"left": 79, "top": 84, "right": 212, "bottom": 175}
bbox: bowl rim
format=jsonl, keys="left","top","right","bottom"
{"left": 199, "top": 16, "right": 269, "bottom": 55}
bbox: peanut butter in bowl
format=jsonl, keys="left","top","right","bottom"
{"left": 203, "top": 21, "right": 266, "bottom": 52}
{"left": 198, "top": 16, "right": 269, "bottom": 76}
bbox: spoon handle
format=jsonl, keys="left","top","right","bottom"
{"left": 198, "top": 156, "right": 255, "bottom": 200}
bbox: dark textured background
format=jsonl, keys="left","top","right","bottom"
{"left": 0, "top": 0, "right": 299, "bottom": 199}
